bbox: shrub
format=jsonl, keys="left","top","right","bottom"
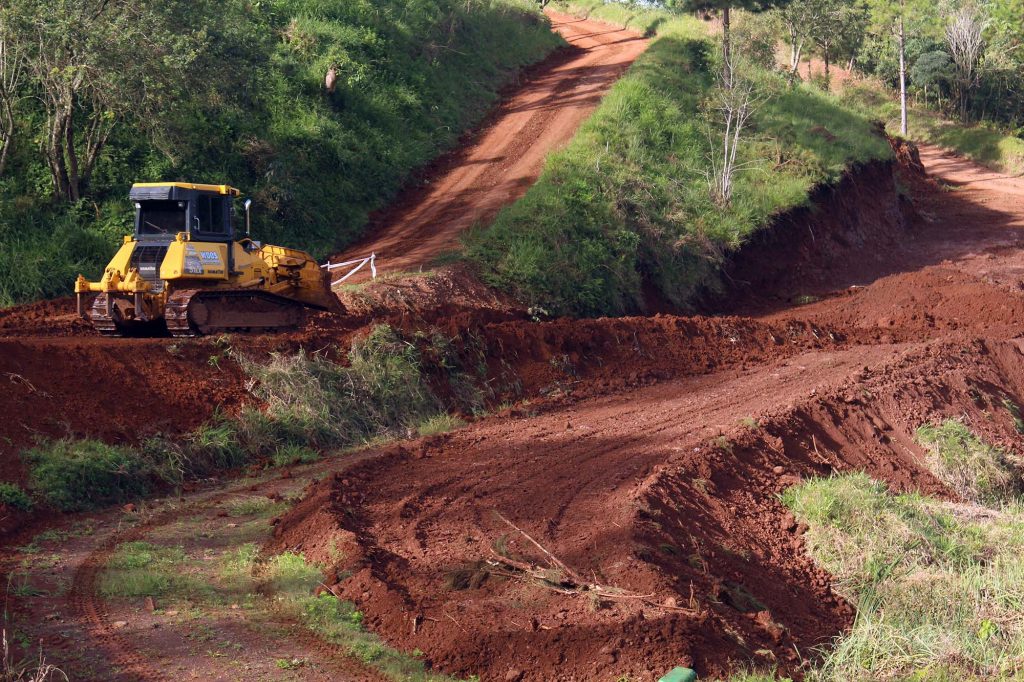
{"left": 24, "top": 439, "right": 150, "bottom": 512}
{"left": 0, "top": 482, "right": 33, "bottom": 511}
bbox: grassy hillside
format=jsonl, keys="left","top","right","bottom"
{"left": 0, "top": 0, "right": 561, "bottom": 307}
{"left": 466, "top": 6, "right": 892, "bottom": 317}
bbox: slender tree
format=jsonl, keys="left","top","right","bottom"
{"left": 865, "top": 0, "right": 931, "bottom": 135}
{"left": 945, "top": 5, "right": 987, "bottom": 122}
{"left": 666, "top": 0, "right": 793, "bottom": 87}
{"left": 0, "top": 11, "right": 24, "bottom": 176}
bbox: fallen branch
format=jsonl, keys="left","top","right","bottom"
{"left": 488, "top": 512, "right": 700, "bottom": 615}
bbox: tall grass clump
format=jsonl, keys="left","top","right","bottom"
{"left": 241, "top": 324, "right": 440, "bottom": 449}
{"left": 783, "top": 472, "right": 1024, "bottom": 680}
{"left": 23, "top": 440, "right": 151, "bottom": 512}
{"left": 466, "top": 9, "right": 892, "bottom": 317}
{"left": 917, "top": 419, "right": 1019, "bottom": 505}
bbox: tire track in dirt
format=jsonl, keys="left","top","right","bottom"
{"left": 64, "top": 453, "right": 386, "bottom": 681}
{"left": 266, "top": 147, "right": 1024, "bottom": 681}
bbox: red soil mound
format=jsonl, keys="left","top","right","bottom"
{"left": 0, "top": 337, "right": 247, "bottom": 485}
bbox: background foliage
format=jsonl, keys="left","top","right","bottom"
{"left": 0, "top": 0, "right": 561, "bottom": 306}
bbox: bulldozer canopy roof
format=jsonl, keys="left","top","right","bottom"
{"left": 132, "top": 183, "right": 241, "bottom": 197}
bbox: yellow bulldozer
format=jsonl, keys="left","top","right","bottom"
{"left": 75, "top": 182, "right": 341, "bottom": 337}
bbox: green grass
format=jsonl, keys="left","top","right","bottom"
{"left": 99, "top": 541, "right": 206, "bottom": 599}
{"left": 264, "top": 552, "right": 463, "bottom": 681}
{"left": 842, "top": 82, "right": 1024, "bottom": 175}
{"left": 466, "top": 10, "right": 892, "bottom": 317}
{"left": 226, "top": 496, "right": 289, "bottom": 518}
{"left": 417, "top": 413, "right": 466, "bottom": 437}
{"left": 23, "top": 439, "right": 151, "bottom": 512}
{"left": 271, "top": 444, "right": 321, "bottom": 467}
{"left": 779, "top": 472, "right": 1024, "bottom": 681}
{"left": 916, "top": 419, "right": 1019, "bottom": 505}
{"left": 0, "top": 482, "right": 32, "bottom": 511}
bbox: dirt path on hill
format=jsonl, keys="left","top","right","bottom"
{"left": 329, "top": 12, "right": 649, "bottom": 277}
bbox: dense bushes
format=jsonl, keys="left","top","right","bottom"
{"left": 0, "top": 0, "right": 561, "bottom": 306}
{"left": 466, "top": 9, "right": 891, "bottom": 317}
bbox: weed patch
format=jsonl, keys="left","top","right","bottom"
{"left": 23, "top": 440, "right": 150, "bottom": 513}
{"left": 417, "top": 414, "right": 466, "bottom": 437}
{"left": 783, "top": 472, "right": 1024, "bottom": 680}
{"left": 916, "top": 419, "right": 1019, "bottom": 504}
{"left": 0, "top": 483, "right": 32, "bottom": 511}
{"left": 99, "top": 541, "right": 204, "bottom": 600}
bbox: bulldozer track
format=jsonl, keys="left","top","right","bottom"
{"left": 164, "top": 288, "right": 198, "bottom": 338}
{"left": 164, "top": 288, "right": 308, "bottom": 337}
{"left": 88, "top": 294, "right": 123, "bottom": 338}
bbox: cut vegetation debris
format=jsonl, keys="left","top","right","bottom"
{"left": 779, "top": 421, "right": 1024, "bottom": 682}
{"left": 467, "top": 7, "right": 892, "bottom": 316}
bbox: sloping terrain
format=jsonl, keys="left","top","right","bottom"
{"left": 331, "top": 12, "right": 650, "bottom": 275}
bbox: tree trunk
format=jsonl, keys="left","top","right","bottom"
{"left": 824, "top": 47, "right": 830, "bottom": 84}
{"left": 898, "top": 6, "right": 908, "bottom": 136}
{"left": 0, "top": 103, "right": 12, "bottom": 177}
{"left": 722, "top": 6, "right": 732, "bottom": 89}
{"left": 793, "top": 39, "right": 804, "bottom": 74}
{"left": 66, "top": 114, "right": 81, "bottom": 202}
{"left": 46, "top": 103, "right": 73, "bottom": 202}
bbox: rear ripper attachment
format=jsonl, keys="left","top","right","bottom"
{"left": 75, "top": 182, "right": 342, "bottom": 337}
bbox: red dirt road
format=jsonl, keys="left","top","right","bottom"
{"left": 331, "top": 12, "right": 649, "bottom": 276}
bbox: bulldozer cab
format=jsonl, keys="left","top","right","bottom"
{"left": 129, "top": 183, "right": 241, "bottom": 244}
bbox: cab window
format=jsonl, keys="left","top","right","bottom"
{"left": 138, "top": 200, "right": 186, "bottom": 235}
{"left": 196, "top": 196, "right": 228, "bottom": 234}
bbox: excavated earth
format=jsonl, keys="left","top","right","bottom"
{"left": 263, "top": 146, "right": 1024, "bottom": 681}
{"left": 4, "top": 141, "right": 1024, "bottom": 680}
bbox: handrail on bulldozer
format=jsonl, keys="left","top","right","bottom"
{"left": 321, "top": 252, "right": 377, "bottom": 287}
